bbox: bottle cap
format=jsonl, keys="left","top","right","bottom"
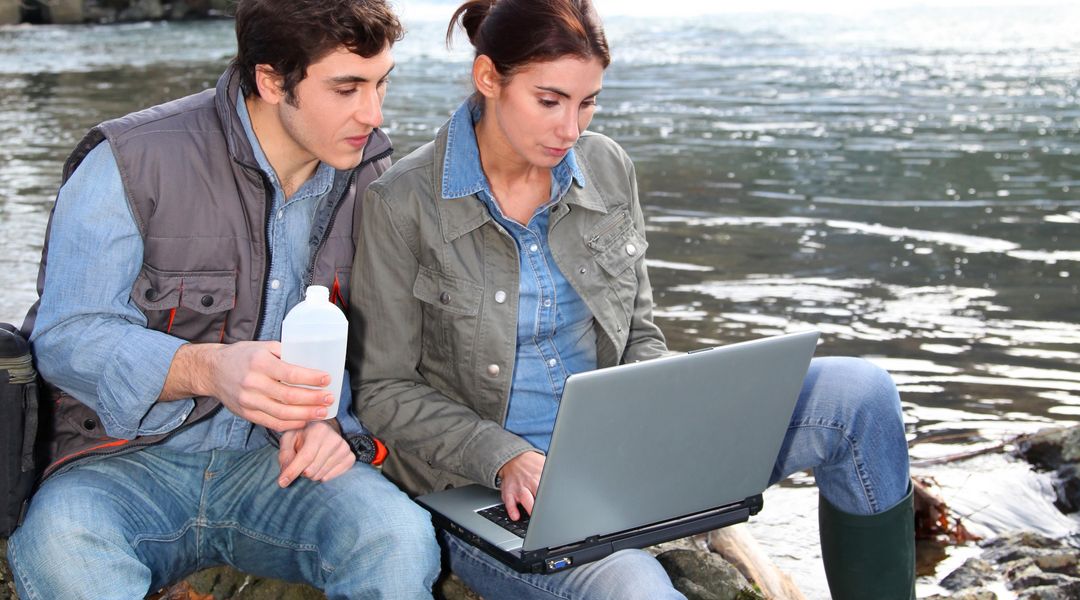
{"left": 305, "top": 285, "right": 331, "bottom": 302}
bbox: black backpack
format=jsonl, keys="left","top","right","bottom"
{"left": 1, "top": 323, "right": 44, "bottom": 537}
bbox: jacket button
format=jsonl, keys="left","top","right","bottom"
{"left": 494, "top": 290, "right": 507, "bottom": 304}
{"left": 625, "top": 243, "right": 638, "bottom": 256}
{"left": 144, "top": 288, "right": 157, "bottom": 301}
{"left": 579, "top": 267, "right": 586, "bottom": 274}
{"left": 486, "top": 364, "right": 500, "bottom": 377}
{"left": 201, "top": 294, "right": 214, "bottom": 307}
{"left": 440, "top": 292, "right": 451, "bottom": 305}
{"left": 82, "top": 418, "right": 97, "bottom": 431}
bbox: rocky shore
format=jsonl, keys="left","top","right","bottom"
{"left": 3, "top": 425, "right": 1079, "bottom": 599}
{"left": 0, "top": 0, "right": 230, "bottom": 25}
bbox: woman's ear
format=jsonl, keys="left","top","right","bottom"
{"left": 253, "top": 64, "right": 286, "bottom": 105}
{"left": 472, "top": 55, "right": 500, "bottom": 100}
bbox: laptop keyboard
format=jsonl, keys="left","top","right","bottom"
{"left": 477, "top": 504, "right": 530, "bottom": 537}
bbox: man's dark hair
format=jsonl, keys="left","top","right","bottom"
{"left": 233, "top": 0, "right": 404, "bottom": 102}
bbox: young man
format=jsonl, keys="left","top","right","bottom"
{"left": 6, "top": 1, "right": 440, "bottom": 598}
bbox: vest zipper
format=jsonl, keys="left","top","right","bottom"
{"left": 253, "top": 173, "right": 276, "bottom": 338}
{"left": 304, "top": 146, "right": 393, "bottom": 289}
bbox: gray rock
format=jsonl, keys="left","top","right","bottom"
{"left": 656, "top": 549, "right": 764, "bottom": 600}
{"left": 1, "top": 539, "right": 15, "bottom": 600}
{"left": 940, "top": 557, "right": 998, "bottom": 591}
{"left": 924, "top": 591, "right": 998, "bottom": 600}
{"left": 181, "top": 567, "right": 324, "bottom": 599}
{"left": 0, "top": 0, "right": 19, "bottom": 25}
{"left": 116, "top": 0, "right": 163, "bottom": 21}
{"left": 1015, "top": 427, "right": 1080, "bottom": 513}
{"left": 1017, "top": 580, "right": 1080, "bottom": 600}
{"left": 982, "top": 532, "right": 1069, "bottom": 564}
{"left": 435, "top": 573, "right": 482, "bottom": 600}
{"left": 1015, "top": 427, "right": 1080, "bottom": 471}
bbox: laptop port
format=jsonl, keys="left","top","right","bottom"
{"left": 546, "top": 557, "right": 573, "bottom": 571}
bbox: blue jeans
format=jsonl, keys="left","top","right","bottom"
{"left": 7, "top": 445, "right": 440, "bottom": 600}
{"left": 445, "top": 357, "right": 911, "bottom": 599}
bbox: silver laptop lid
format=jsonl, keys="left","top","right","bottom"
{"left": 522, "top": 330, "right": 819, "bottom": 552}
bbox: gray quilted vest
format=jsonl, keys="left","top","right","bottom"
{"left": 23, "top": 64, "right": 392, "bottom": 479}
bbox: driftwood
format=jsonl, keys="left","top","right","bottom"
{"left": 708, "top": 524, "right": 808, "bottom": 600}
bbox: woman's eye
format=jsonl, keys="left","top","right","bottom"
{"left": 539, "top": 98, "right": 558, "bottom": 108}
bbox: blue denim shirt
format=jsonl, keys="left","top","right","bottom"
{"left": 441, "top": 101, "right": 598, "bottom": 452}
{"left": 31, "top": 95, "right": 362, "bottom": 451}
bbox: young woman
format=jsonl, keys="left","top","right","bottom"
{"left": 349, "top": 0, "right": 915, "bottom": 597}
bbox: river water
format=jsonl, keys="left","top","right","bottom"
{"left": 1, "top": 5, "right": 1079, "bottom": 598}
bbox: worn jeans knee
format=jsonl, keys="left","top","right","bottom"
{"left": 771, "top": 356, "right": 910, "bottom": 515}
{"left": 9, "top": 466, "right": 161, "bottom": 600}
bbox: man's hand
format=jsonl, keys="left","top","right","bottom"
{"left": 497, "top": 451, "right": 545, "bottom": 521}
{"left": 163, "top": 341, "right": 334, "bottom": 431}
{"left": 277, "top": 420, "right": 356, "bottom": 488}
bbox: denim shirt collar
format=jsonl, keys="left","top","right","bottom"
{"left": 235, "top": 93, "right": 334, "bottom": 202}
{"left": 440, "top": 99, "right": 586, "bottom": 203}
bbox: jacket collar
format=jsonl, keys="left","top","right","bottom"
{"left": 433, "top": 100, "right": 605, "bottom": 243}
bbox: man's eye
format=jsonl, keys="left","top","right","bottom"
{"left": 335, "top": 88, "right": 357, "bottom": 97}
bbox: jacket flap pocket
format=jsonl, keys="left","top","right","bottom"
{"left": 133, "top": 266, "right": 181, "bottom": 311}
{"left": 588, "top": 215, "right": 649, "bottom": 277}
{"left": 133, "top": 266, "right": 235, "bottom": 315}
{"left": 177, "top": 271, "right": 236, "bottom": 314}
{"left": 412, "top": 266, "right": 482, "bottom": 317}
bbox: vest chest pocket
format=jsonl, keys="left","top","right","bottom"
{"left": 133, "top": 266, "right": 236, "bottom": 343}
{"left": 412, "top": 266, "right": 483, "bottom": 370}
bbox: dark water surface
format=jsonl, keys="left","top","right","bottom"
{"left": 1, "top": 7, "right": 1079, "bottom": 597}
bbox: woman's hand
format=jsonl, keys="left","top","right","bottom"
{"left": 497, "top": 451, "right": 545, "bottom": 520}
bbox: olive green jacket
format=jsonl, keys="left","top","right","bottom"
{"left": 349, "top": 123, "right": 668, "bottom": 496}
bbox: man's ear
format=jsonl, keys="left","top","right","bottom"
{"left": 472, "top": 55, "right": 500, "bottom": 100}
{"left": 254, "top": 64, "right": 286, "bottom": 105}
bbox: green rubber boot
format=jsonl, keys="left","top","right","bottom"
{"left": 819, "top": 484, "right": 915, "bottom": 600}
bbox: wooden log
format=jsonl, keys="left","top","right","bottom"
{"left": 708, "top": 524, "right": 808, "bottom": 600}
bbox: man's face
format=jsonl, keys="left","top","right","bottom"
{"left": 276, "top": 45, "right": 394, "bottom": 171}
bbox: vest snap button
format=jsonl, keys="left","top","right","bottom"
{"left": 82, "top": 419, "right": 97, "bottom": 431}
{"left": 144, "top": 288, "right": 157, "bottom": 301}
{"left": 440, "top": 292, "right": 451, "bottom": 305}
{"left": 201, "top": 294, "right": 214, "bottom": 307}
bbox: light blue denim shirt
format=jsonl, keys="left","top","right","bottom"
{"left": 441, "top": 100, "right": 598, "bottom": 452}
{"left": 31, "top": 95, "right": 362, "bottom": 451}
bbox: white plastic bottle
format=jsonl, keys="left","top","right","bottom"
{"left": 280, "top": 285, "right": 347, "bottom": 420}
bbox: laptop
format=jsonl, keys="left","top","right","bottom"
{"left": 416, "top": 330, "right": 819, "bottom": 574}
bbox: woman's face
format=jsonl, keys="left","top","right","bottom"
{"left": 483, "top": 55, "right": 605, "bottom": 169}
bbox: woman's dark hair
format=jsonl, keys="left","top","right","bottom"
{"left": 233, "top": 0, "right": 404, "bottom": 102}
{"left": 447, "top": 0, "right": 610, "bottom": 81}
